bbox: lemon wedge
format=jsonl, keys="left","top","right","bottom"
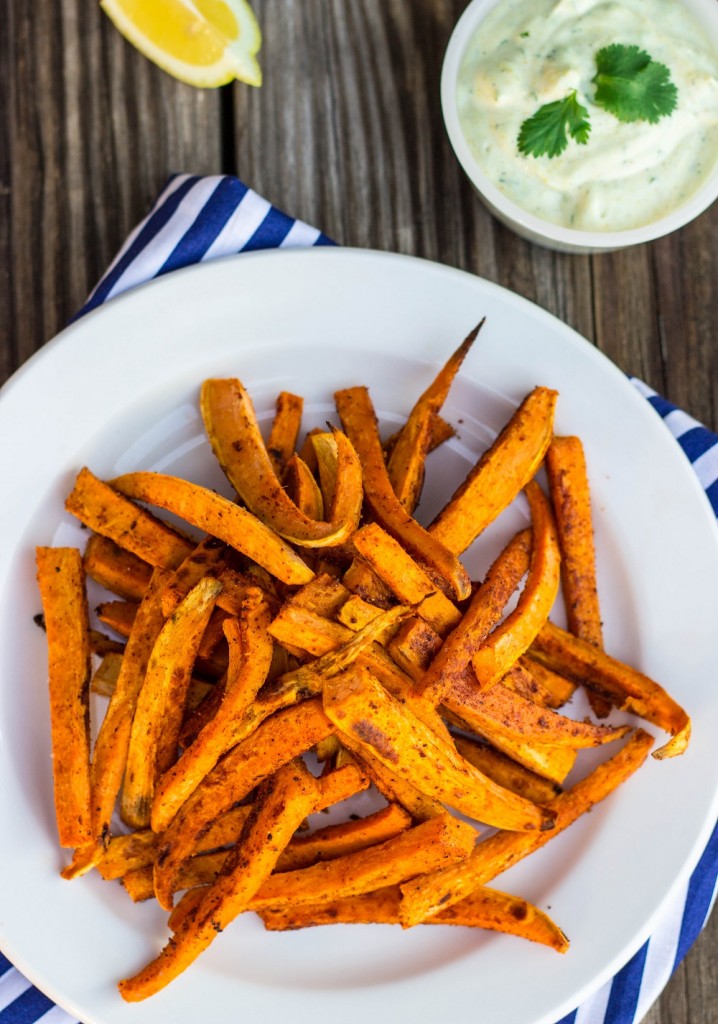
{"left": 100, "top": 0, "right": 262, "bottom": 88}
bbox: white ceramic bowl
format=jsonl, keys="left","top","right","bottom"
{"left": 441, "top": 0, "right": 718, "bottom": 253}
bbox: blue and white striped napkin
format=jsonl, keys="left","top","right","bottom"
{"left": 4, "top": 174, "right": 717, "bottom": 1024}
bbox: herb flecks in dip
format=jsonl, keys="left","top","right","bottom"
{"left": 457, "top": 0, "right": 718, "bottom": 231}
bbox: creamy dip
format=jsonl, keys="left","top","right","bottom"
{"left": 456, "top": 0, "right": 718, "bottom": 230}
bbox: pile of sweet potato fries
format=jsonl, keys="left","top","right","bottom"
{"left": 35, "top": 325, "right": 690, "bottom": 1001}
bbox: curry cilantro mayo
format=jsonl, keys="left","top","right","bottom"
{"left": 456, "top": 0, "right": 718, "bottom": 230}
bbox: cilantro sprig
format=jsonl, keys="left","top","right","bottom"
{"left": 593, "top": 44, "right": 678, "bottom": 123}
{"left": 518, "top": 90, "right": 590, "bottom": 158}
{"left": 517, "top": 43, "right": 678, "bottom": 159}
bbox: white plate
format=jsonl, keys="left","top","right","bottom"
{"left": 0, "top": 248, "right": 716, "bottom": 1024}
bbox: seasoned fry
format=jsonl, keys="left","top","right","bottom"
{"left": 399, "top": 728, "right": 654, "bottom": 926}
{"left": 151, "top": 590, "right": 274, "bottom": 832}
{"left": 419, "top": 528, "right": 531, "bottom": 702}
{"left": 324, "top": 666, "right": 555, "bottom": 831}
{"left": 386, "top": 323, "right": 480, "bottom": 512}
{"left": 111, "top": 471, "right": 315, "bottom": 586}
{"left": 66, "top": 467, "right": 194, "bottom": 568}
{"left": 546, "top": 435, "right": 611, "bottom": 718}
{"left": 531, "top": 621, "right": 691, "bottom": 758}
{"left": 35, "top": 547, "right": 92, "bottom": 849}
{"left": 159, "top": 535, "right": 227, "bottom": 617}
{"left": 201, "top": 379, "right": 362, "bottom": 547}
{"left": 63, "top": 569, "right": 171, "bottom": 878}
{"left": 452, "top": 735, "right": 561, "bottom": 805}
{"left": 276, "top": 803, "right": 413, "bottom": 871}
{"left": 428, "top": 386, "right": 557, "bottom": 554}
{"left": 471, "top": 482, "right": 561, "bottom": 690}
{"left": 248, "top": 812, "right": 477, "bottom": 912}
{"left": 121, "top": 576, "right": 223, "bottom": 829}
{"left": 335, "top": 385, "right": 472, "bottom": 601}
{"left": 83, "top": 534, "right": 153, "bottom": 601}
{"left": 266, "top": 390, "right": 304, "bottom": 478}
{"left": 352, "top": 522, "right": 462, "bottom": 636}
{"left": 259, "top": 883, "right": 569, "bottom": 952}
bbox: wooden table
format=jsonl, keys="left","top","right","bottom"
{"left": 2, "top": 2, "right": 716, "bottom": 1022}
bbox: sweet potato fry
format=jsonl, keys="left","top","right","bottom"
{"left": 515, "top": 656, "right": 575, "bottom": 708}
{"left": 399, "top": 728, "right": 655, "bottom": 926}
{"left": 152, "top": 698, "right": 334, "bottom": 910}
{"left": 83, "top": 534, "right": 153, "bottom": 601}
{"left": 531, "top": 621, "right": 691, "bottom": 758}
{"left": 352, "top": 522, "right": 462, "bottom": 636}
{"left": 418, "top": 528, "right": 531, "bottom": 702}
{"left": 337, "top": 735, "right": 446, "bottom": 821}
{"left": 98, "top": 805, "right": 253, "bottom": 880}
{"left": 443, "top": 696, "right": 577, "bottom": 784}
{"left": 259, "top": 883, "right": 569, "bottom": 952}
{"left": 159, "top": 535, "right": 227, "bottom": 617}
{"left": 452, "top": 735, "right": 561, "bottom": 805}
{"left": 343, "top": 555, "right": 395, "bottom": 608}
{"left": 119, "top": 760, "right": 322, "bottom": 1001}
{"left": 471, "top": 482, "right": 561, "bottom": 690}
{"left": 35, "top": 547, "right": 92, "bottom": 849}
{"left": 446, "top": 672, "right": 629, "bottom": 749}
{"left": 324, "top": 666, "right": 554, "bottom": 831}
{"left": 248, "top": 812, "right": 477, "bottom": 912}
{"left": 266, "top": 390, "right": 303, "bottom": 478}
{"left": 121, "top": 576, "right": 223, "bottom": 830}
{"left": 91, "top": 651, "right": 215, "bottom": 714}
{"left": 428, "top": 386, "right": 557, "bottom": 555}
{"left": 201, "top": 379, "right": 362, "bottom": 547}
{"left": 386, "top": 323, "right": 480, "bottom": 512}
{"left": 546, "top": 435, "right": 611, "bottom": 718}
{"left": 66, "top": 467, "right": 194, "bottom": 568}
{"left": 387, "top": 617, "right": 444, "bottom": 680}
{"left": 110, "top": 471, "right": 314, "bottom": 586}
{"left": 276, "top": 803, "right": 412, "bottom": 871}
{"left": 63, "top": 568, "right": 171, "bottom": 879}
{"left": 152, "top": 589, "right": 274, "bottom": 833}
{"left": 335, "top": 385, "right": 471, "bottom": 601}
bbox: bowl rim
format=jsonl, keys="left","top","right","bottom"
{"left": 441, "top": 0, "right": 718, "bottom": 250}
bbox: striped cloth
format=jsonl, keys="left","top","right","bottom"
{"left": 4, "top": 174, "right": 716, "bottom": 1024}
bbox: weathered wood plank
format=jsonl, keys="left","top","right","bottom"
{"left": 2, "top": 1, "right": 223, "bottom": 381}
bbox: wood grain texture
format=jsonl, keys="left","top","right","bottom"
{"left": 2, "top": 0, "right": 717, "bottom": 1021}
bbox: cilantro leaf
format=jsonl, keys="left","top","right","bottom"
{"left": 518, "top": 91, "right": 591, "bottom": 158}
{"left": 593, "top": 43, "right": 677, "bottom": 123}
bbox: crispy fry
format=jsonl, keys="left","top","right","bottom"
{"left": 335, "top": 385, "right": 471, "bottom": 601}
{"left": 343, "top": 555, "right": 395, "bottom": 608}
{"left": 35, "top": 547, "right": 92, "bottom": 849}
{"left": 442, "top": 695, "right": 577, "bottom": 784}
{"left": 387, "top": 617, "right": 444, "bottom": 681}
{"left": 266, "top": 391, "right": 303, "bottom": 478}
{"left": 121, "top": 576, "right": 222, "bottom": 830}
{"left": 399, "top": 728, "right": 654, "bottom": 926}
{"left": 65, "top": 467, "right": 194, "bottom": 568}
{"left": 119, "top": 760, "right": 322, "bottom": 1001}
{"left": 531, "top": 621, "right": 691, "bottom": 758}
{"left": 516, "top": 655, "right": 575, "bottom": 708}
{"left": 83, "top": 534, "right": 153, "bottom": 601}
{"left": 90, "top": 651, "right": 214, "bottom": 713}
{"left": 160, "top": 535, "right": 227, "bottom": 617}
{"left": 259, "top": 883, "right": 569, "bottom": 952}
{"left": 98, "top": 805, "right": 253, "bottom": 880}
{"left": 352, "top": 522, "right": 462, "bottom": 636}
{"left": 428, "top": 386, "right": 558, "bottom": 554}
{"left": 386, "top": 323, "right": 480, "bottom": 512}
{"left": 337, "top": 735, "right": 446, "bottom": 821}
{"left": 152, "top": 589, "right": 274, "bottom": 833}
{"left": 546, "top": 435, "right": 611, "bottom": 718}
{"left": 111, "top": 471, "right": 315, "bottom": 586}
{"left": 247, "top": 812, "right": 477, "bottom": 913}
{"left": 452, "top": 734, "right": 561, "bottom": 805}
{"left": 63, "top": 569, "right": 171, "bottom": 878}
{"left": 324, "top": 666, "right": 554, "bottom": 831}
{"left": 201, "top": 379, "right": 362, "bottom": 547}
{"left": 446, "top": 672, "right": 629, "bottom": 749}
{"left": 276, "top": 803, "right": 413, "bottom": 871}
{"left": 418, "top": 528, "right": 531, "bottom": 702}
{"left": 471, "top": 482, "right": 561, "bottom": 690}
